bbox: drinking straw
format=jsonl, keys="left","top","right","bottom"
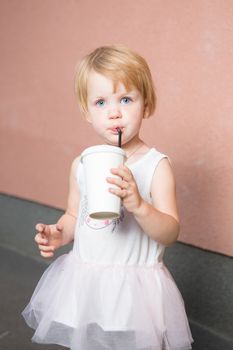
{"left": 117, "top": 128, "right": 122, "bottom": 148}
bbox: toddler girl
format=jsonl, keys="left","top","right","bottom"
{"left": 22, "top": 45, "right": 193, "bottom": 350}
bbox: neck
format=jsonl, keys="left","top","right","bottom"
{"left": 122, "top": 135, "right": 144, "bottom": 158}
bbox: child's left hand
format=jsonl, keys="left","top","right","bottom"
{"left": 106, "top": 165, "right": 142, "bottom": 214}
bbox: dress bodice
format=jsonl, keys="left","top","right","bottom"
{"left": 73, "top": 148, "right": 168, "bottom": 266}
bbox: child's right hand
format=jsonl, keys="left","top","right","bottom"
{"left": 35, "top": 223, "right": 64, "bottom": 258}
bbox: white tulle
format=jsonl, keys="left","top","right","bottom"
{"left": 22, "top": 250, "right": 193, "bottom": 349}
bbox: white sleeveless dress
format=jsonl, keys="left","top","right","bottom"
{"left": 22, "top": 148, "right": 194, "bottom": 350}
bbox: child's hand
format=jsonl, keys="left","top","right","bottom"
{"left": 34, "top": 223, "right": 63, "bottom": 258}
{"left": 106, "top": 165, "right": 142, "bottom": 214}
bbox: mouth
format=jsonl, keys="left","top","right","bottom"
{"left": 109, "top": 127, "right": 124, "bottom": 135}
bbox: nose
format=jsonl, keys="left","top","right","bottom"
{"left": 109, "top": 113, "right": 121, "bottom": 120}
{"left": 108, "top": 105, "right": 122, "bottom": 119}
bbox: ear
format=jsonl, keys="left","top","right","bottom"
{"left": 84, "top": 112, "right": 92, "bottom": 124}
{"left": 143, "top": 105, "right": 150, "bottom": 119}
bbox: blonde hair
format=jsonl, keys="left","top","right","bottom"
{"left": 74, "top": 45, "right": 156, "bottom": 118}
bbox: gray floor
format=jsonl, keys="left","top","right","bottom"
{"left": 0, "top": 246, "right": 233, "bottom": 350}
{"left": 0, "top": 246, "right": 63, "bottom": 350}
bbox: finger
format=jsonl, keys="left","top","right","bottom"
{"left": 109, "top": 187, "right": 128, "bottom": 198}
{"left": 36, "top": 224, "right": 51, "bottom": 238}
{"left": 111, "top": 167, "right": 132, "bottom": 181}
{"left": 107, "top": 177, "right": 129, "bottom": 189}
{"left": 121, "top": 180, "right": 129, "bottom": 189}
{"left": 40, "top": 251, "right": 54, "bottom": 258}
{"left": 34, "top": 234, "right": 48, "bottom": 245}
{"left": 119, "top": 164, "right": 132, "bottom": 175}
{"left": 38, "top": 244, "right": 55, "bottom": 252}
{"left": 56, "top": 224, "right": 63, "bottom": 232}
{"left": 35, "top": 223, "right": 46, "bottom": 233}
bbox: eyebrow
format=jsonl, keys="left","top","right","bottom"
{"left": 93, "top": 96, "right": 105, "bottom": 100}
{"left": 98, "top": 91, "right": 136, "bottom": 97}
{"left": 91, "top": 90, "right": 138, "bottom": 101}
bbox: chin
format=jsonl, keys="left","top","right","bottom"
{"left": 104, "top": 136, "right": 120, "bottom": 146}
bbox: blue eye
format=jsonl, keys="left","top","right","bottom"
{"left": 96, "top": 99, "right": 105, "bottom": 107}
{"left": 121, "top": 97, "right": 132, "bottom": 104}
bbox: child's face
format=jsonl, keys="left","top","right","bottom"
{"left": 85, "top": 70, "right": 147, "bottom": 147}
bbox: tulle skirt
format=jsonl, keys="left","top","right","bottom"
{"left": 22, "top": 250, "right": 193, "bottom": 350}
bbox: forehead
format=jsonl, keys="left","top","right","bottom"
{"left": 86, "top": 70, "right": 133, "bottom": 97}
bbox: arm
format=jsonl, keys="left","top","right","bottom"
{"left": 57, "top": 156, "right": 81, "bottom": 246}
{"left": 35, "top": 156, "right": 81, "bottom": 257}
{"left": 133, "top": 158, "right": 180, "bottom": 246}
{"left": 107, "top": 157, "right": 180, "bottom": 246}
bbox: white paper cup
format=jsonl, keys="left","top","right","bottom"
{"left": 81, "top": 145, "right": 126, "bottom": 220}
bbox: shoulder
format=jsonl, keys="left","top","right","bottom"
{"left": 152, "top": 156, "right": 175, "bottom": 189}
{"left": 70, "top": 155, "right": 81, "bottom": 176}
{"left": 70, "top": 156, "right": 81, "bottom": 185}
{"left": 150, "top": 155, "right": 179, "bottom": 222}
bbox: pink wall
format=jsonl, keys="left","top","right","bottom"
{"left": 1, "top": 0, "right": 232, "bottom": 256}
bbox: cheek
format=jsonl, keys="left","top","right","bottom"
{"left": 87, "top": 109, "right": 104, "bottom": 126}
{"left": 129, "top": 107, "right": 144, "bottom": 127}
{"left": 91, "top": 119, "right": 105, "bottom": 133}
